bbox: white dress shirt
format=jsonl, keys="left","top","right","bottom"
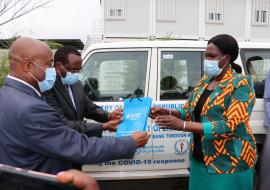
{"left": 65, "top": 85, "right": 76, "bottom": 109}
{"left": 7, "top": 75, "right": 41, "bottom": 97}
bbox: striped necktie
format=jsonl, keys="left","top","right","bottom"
{"left": 64, "top": 85, "right": 71, "bottom": 98}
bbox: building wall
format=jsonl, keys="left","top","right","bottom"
{"left": 205, "top": 0, "right": 246, "bottom": 40}
{"left": 155, "top": 0, "right": 199, "bottom": 39}
{"left": 102, "top": 0, "right": 270, "bottom": 42}
{"left": 251, "top": 25, "right": 270, "bottom": 41}
{"left": 103, "top": 0, "right": 150, "bottom": 38}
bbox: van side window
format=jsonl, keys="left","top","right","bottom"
{"left": 241, "top": 50, "right": 270, "bottom": 98}
{"left": 80, "top": 51, "right": 148, "bottom": 102}
{"left": 160, "top": 51, "right": 202, "bottom": 100}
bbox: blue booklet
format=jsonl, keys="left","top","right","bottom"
{"left": 116, "top": 97, "right": 152, "bottom": 137}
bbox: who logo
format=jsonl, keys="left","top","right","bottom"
{"left": 174, "top": 139, "right": 189, "bottom": 155}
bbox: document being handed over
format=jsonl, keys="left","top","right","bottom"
{"left": 116, "top": 97, "right": 152, "bottom": 137}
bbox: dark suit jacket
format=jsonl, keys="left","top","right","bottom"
{"left": 0, "top": 78, "right": 136, "bottom": 174}
{"left": 43, "top": 77, "right": 107, "bottom": 137}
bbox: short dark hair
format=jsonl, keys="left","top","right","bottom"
{"left": 54, "top": 46, "right": 81, "bottom": 66}
{"left": 246, "top": 56, "right": 263, "bottom": 74}
{"left": 208, "top": 34, "right": 242, "bottom": 73}
{"left": 246, "top": 56, "right": 263, "bottom": 63}
{"left": 160, "top": 76, "right": 178, "bottom": 90}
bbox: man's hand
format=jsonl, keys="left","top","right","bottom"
{"left": 57, "top": 169, "right": 100, "bottom": 190}
{"left": 154, "top": 115, "right": 183, "bottom": 131}
{"left": 108, "top": 108, "right": 123, "bottom": 121}
{"left": 149, "top": 107, "right": 170, "bottom": 119}
{"left": 103, "top": 118, "right": 122, "bottom": 132}
{"left": 131, "top": 131, "right": 149, "bottom": 148}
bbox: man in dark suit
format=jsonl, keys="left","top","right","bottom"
{"left": 43, "top": 46, "right": 120, "bottom": 137}
{"left": 0, "top": 37, "right": 149, "bottom": 174}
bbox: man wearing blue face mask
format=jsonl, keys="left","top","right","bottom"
{"left": 42, "top": 47, "right": 128, "bottom": 170}
{"left": 29, "top": 60, "right": 57, "bottom": 92}
{"left": 43, "top": 46, "right": 122, "bottom": 139}
{"left": 0, "top": 37, "right": 149, "bottom": 174}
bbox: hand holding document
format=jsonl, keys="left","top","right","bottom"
{"left": 131, "top": 131, "right": 149, "bottom": 148}
{"left": 116, "top": 97, "right": 152, "bottom": 137}
{"left": 103, "top": 118, "right": 122, "bottom": 132}
{"left": 149, "top": 107, "right": 170, "bottom": 119}
{"left": 108, "top": 108, "right": 123, "bottom": 121}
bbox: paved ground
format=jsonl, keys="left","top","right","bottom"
{"left": 98, "top": 177, "right": 189, "bottom": 190}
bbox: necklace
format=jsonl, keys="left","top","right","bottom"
{"left": 208, "top": 80, "right": 219, "bottom": 90}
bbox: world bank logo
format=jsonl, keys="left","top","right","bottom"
{"left": 174, "top": 139, "right": 189, "bottom": 155}
{"left": 135, "top": 148, "right": 141, "bottom": 155}
{"left": 125, "top": 113, "right": 141, "bottom": 120}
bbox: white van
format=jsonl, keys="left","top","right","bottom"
{"left": 79, "top": 40, "right": 267, "bottom": 182}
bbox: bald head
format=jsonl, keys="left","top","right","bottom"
{"left": 8, "top": 37, "right": 53, "bottom": 87}
{"left": 9, "top": 37, "right": 52, "bottom": 68}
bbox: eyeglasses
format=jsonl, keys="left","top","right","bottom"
{"left": 31, "top": 60, "right": 53, "bottom": 69}
{"left": 59, "top": 62, "right": 83, "bottom": 73}
{"left": 69, "top": 69, "right": 83, "bottom": 73}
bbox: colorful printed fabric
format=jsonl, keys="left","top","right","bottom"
{"left": 177, "top": 67, "right": 257, "bottom": 174}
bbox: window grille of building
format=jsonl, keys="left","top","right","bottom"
{"left": 206, "top": 0, "right": 224, "bottom": 23}
{"left": 252, "top": 0, "right": 270, "bottom": 25}
{"left": 157, "top": 0, "right": 176, "bottom": 22}
{"left": 105, "top": 0, "right": 125, "bottom": 20}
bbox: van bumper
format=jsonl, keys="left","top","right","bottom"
{"left": 87, "top": 169, "right": 190, "bottom": 180}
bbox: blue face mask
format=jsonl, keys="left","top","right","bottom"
{"left": 59, "top": 63, "right": 80, "bottom": 85}
{"left": 39, "top": 68, "right": 56, "bottom": 92}
{"left": 30, "top": 61, "right": 56, "bottom": 92}
{"left": 62, "top": 72, "right": 79, "bottom": 85}
{"left": 204, "top": 56, "right": 227, "bottom": 77}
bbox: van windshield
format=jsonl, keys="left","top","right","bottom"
{"left": 80, "top": 51, "right": 148, "bottom": 102}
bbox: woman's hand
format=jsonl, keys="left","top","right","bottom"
{"left": 154, "top": 115, "right": 183, "bottom": 131}
{"left": 149, "top": 107, "right": 170, "bottom": 119}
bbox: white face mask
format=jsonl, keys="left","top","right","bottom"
{"left": 203, "top": 55, "right": 227, "bottom": 77}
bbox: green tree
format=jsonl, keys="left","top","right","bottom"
{"left": 0, "top": 54, "right": 8, "bottom": 87}
{"left": 43, "top": 40, "right": 63, "bottom": 49}
{"left": 0, "top": 38, "right": 64, "bottom": 87}
{"left": 0, "top": 37, "right": 19, "bottom": 87}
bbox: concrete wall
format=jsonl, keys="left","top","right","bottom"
{"left": 251, "top": 24, "right": 270, "bottom": 42}
{"left": 103, "top": 0, "right": 150, "bottom": 38}
{"left": 205, "top": 0, "right": 246, "bottom": 40}
{"left": 102, "top": 0, "right": 270, "bottom": 42}
{"left": 155, "top": 0, "right": 199, "bottom": 39}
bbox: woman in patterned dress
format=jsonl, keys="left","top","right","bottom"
{"left": 151, "top": 34, "right": 257, "bottom": 190}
